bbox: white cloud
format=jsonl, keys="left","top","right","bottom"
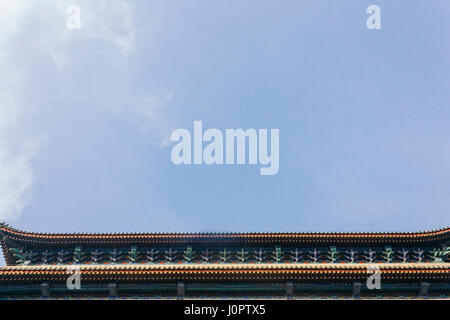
{"left": 0, "top": 84, "right": 40, "bottom": 221}
{"left": 0, "top": 0, "right": 136, "bottom": 220}
{"left": 0, "top": 0, "right": 36, "bottom": 221}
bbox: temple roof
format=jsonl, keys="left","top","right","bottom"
{"left": 0, "top": 224, "right": 449, "bottom": 296}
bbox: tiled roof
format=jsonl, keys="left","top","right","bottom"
{"left": 1, "top": 224, "right": 449, "bottom": 245}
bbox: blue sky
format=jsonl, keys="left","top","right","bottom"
{"left": 1, "top": 0, "right": 449, "bottom": 237}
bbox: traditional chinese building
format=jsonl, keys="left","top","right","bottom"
{"left": 0, "top": 223, "right": 448, "bottom": 299}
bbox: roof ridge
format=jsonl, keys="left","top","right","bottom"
{"left": 1, "top": 223, "right": 449, "bottom": 238}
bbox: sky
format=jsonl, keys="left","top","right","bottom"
{"left": 0, "top": 0, "right": 449, "bottom": 239}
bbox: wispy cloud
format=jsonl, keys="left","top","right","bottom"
{"left": 0, "top": 0, "right": 137, "bottom": 220}
{"left": 0, "top": 0, "right": 39, "bottom": 221}
{"left": 0, "top": 81, "right": 41, "bottom": 221}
